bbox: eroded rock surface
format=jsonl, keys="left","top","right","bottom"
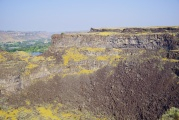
{"left": 0, "top": 27, "right": 179, "bottom": 120}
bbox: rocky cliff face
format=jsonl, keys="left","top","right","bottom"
{"left": 52, "top": 27, "right": 179, "bottom": 50}
{"left": 0, "top": 27, "right": 179, "bottom": 120}
{"left": 90, "top": 27, "right": 179, "bottom": 33}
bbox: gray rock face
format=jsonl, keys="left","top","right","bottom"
{"left": 51, "top": 32, "right": 179, "bottom": 50}
{"left": 0, "top": 61, "right": 25, "bottom": 94}
{"left": 1, "top": 27, "right": 179, "bottom": 94}
{"left": 90, "top": 27, "right": 179, "bottom": 33}
{"left": 0, "top": 27, "right": 179, "bottom": 120}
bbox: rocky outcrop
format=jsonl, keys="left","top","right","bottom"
{"left": 90, "top": 27, "right": 179, "bottom": 33}
{"left": 6, "top": 49, "right": 179, "bottom": 120}
{"left": 0, "top": 27, "right": 179, "bottom": 120}
{"left": 51, "top": 27, "right": 179, "bottom": 50}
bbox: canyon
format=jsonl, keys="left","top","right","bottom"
{"left": 0, "top": 26, "right": 179, "bottom": 120}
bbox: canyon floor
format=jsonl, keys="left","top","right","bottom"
{"left": 0, "top": 27, "right": 179, "bottom": 120}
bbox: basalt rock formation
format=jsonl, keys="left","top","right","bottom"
{"left": 52, "top": 27, "right": 179, "bottom": 50}
{"left": 0, "top": 27, "right": 179, "bottom": 120}
{"left": 90, "top": 27, "right": 179, "bottom": 33}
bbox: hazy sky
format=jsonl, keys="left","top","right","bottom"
{"left": 0, "top": 0, "right": 179, "bottom": 32}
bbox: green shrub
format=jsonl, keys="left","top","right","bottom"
{"left": 161, "top": 107, "right": 179, "bottom": 120}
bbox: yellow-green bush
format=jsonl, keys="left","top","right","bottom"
{"left": 0, "top": 103, "right": 111, "bottom": 120}
{"left": 63, "top": 47, "right": 87, "bottom": 66}
{"left": 0, "top": 53, "right": 7, "bottom": 63}
{"left": 96, "top": 56, "right": 109, "bottom": 61}
{"left": 26, "top": 63, "right": 38, "bottom": 69}
{"left": 96, "top": 55, "right": 121, "bottom": 65}
{"left": 31, "top": 56, "right": 45, "bottom": 62}
{"left": 161, "top": 107, "right": 179, "bottom": 120}
{"left": 78, "top": 66, "right": 96, "bottom": 75}
{"left": 97, "top": 32, "right": 118, "bottom": 36}
{"left": 162, "top": 58, "right": 179, "bottom": 62}
{"left": 14, "top": 51, "right": 30, "bottom": 62}
{"left": 23, "top": 63, "right": 38, "bottom": 75}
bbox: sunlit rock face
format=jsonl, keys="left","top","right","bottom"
{"left": 0, "top": 27, "right": 179, "bottom": 120}
{"left": 52, "top": 27, "right": 179, "bottom": 50}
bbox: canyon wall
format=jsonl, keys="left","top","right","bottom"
{"left": 0, "top": 27, "right": 179, "bottom": 120}
{"left": 51, "top": 27, "right": 179, "bottom": 50}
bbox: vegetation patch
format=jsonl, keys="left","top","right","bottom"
{"left": 0, "top": 39, "right": 51, "bottom": 53}
{"left": 96, "top": 55, "right": 121, "bottom": 66}
{"left": 26, "top": 63, "right": 38, "bottom": 69}
{"left": 170, "top": 50, "right": 179, "bottom": 52}
{"left": 97, "top": 32, "right": 118, "bottom": 36}
{"left": 162, "top": 58, "right": 179, "bottom": 62}
{"left": 160, "top": 107, "right": 179, "bottom": 120}
{"left": 96, "top": 55, "right": 109, "bottom": 61}
{"left": 14, "top": 51, "right": 30, "bottom": 62}
{"left": 62, "top": 47, "right": 88, "bottom": 66}
{"left": 31, "top": 56, "right": 45, "bottom": 62}
{"left": 78, "top": 66, "right": 96, "bottom": 75}
{"left": 0, "top": 52, "right": 7, "bottom": 63}
{"left": 0, "top": 103, "right": 111, "bottom": 120}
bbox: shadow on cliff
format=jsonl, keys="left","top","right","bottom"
{"left": 87, "top": 59, "right": 179, "bottom": 120}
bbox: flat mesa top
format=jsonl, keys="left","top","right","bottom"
{"left": 52, "top": 26, "right": 179, "bottom": 38}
